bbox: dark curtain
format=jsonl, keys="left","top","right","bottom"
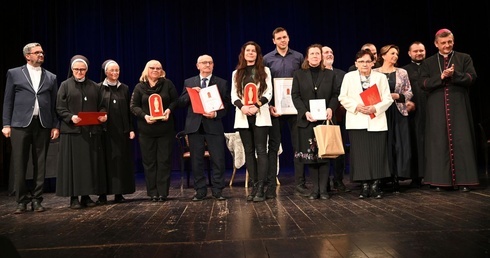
{"left": 1, "top": 0, "right": 489, "bottom": 178}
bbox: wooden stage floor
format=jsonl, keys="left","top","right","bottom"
{"left": 1, "top": 169, "right": 489, "bottom": 258}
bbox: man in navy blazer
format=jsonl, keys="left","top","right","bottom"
{"left": 178, "top": 54, "right": 230, "bottom": 201}
{"left": 2, "top": 42, "right": 59, "bottom": 214}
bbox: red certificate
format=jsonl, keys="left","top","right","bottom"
{"left": 360, "top": 84, "right": 381, "bottom": 119}
{"left": 76, "top": 112, "right": 107, "bottom": 126}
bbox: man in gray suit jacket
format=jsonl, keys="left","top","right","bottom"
{"left": 178, "top": 54, "right": 230, "bottom": 201}
{"left": 2, "top": 42, "right": 59, "bottom": 214}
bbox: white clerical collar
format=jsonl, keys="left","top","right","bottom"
{"left": 27, "top": 64, "right": 41, "bottom": 71}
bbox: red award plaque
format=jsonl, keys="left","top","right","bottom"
{"left": 243, "top": 83, "right": 258, "bottom": 105}
{"left": 149, "top": 93, "right": 167, "bottom": 120}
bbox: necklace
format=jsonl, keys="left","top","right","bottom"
{"left": 359, "top": 71, "right": 370, "bottom": 89}
{"left": 437, "top": 52, "right": 454, "bottom": 74}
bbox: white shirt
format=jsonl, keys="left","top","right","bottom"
{"left": 27, "top": 64, "right": 42, "bottom": 116}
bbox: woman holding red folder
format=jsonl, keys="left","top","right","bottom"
{"left": 56, "top": 55, "right": 107, "bottom": 209}
{"left": 338, "top": 49, "right": 393, "bottom": 199}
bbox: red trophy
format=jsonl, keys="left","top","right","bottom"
{"left": 243, "top": 83, "right": 258, "bottom": 105}
{"left": 149, "top": 93, "right": 167, "bottom": 120}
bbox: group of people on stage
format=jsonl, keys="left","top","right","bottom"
{"left": 3, "top": 27, "right": 480, "bottom": 213}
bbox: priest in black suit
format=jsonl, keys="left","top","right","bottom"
{"left": 402, "top": 41, "right": 427, "bottom": 187}
{"left": 178, "top": 54, "right": 230, "bottom": 201}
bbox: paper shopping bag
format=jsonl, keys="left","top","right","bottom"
{"left": 313, "top": 120, "right": 345, "bottom": 159}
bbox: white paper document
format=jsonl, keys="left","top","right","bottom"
{"left": 309, "top": 99, "right": 326, "bottom": 120}
{"left": 273, "top": 78, "right": 297, "bottom": 115}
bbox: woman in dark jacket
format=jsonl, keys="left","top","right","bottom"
{"left": 292, "top": 44, "right": 340, "bottom": 200}
{"left": 130, "top": 60, "right": 179, "bottom": 202}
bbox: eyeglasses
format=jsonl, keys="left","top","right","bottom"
{"left": 199, "top": 61, "right": 214, "bottom": 65}
{"left": 72, "top": 68, "right": 87, "bottom": 72}
{"left": 356, "top": 60, "right": 372, "bottom": 64}
{"left": 149, "top": 67, "right": 162, "bottom": 70}
{"left": 108, "top": 70, "right": 120, "bottom": 73}
{"left": 28, "top": 51, "right": 44, "bottom": 55}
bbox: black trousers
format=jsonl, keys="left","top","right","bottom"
{"left": 188, "top": 127, "right": 226, "bottom": 194}
{"left": 268, "top": 114, "right": 305, "bottom": 186}
{"left": 138, "top": 133, "right": 173, "bottom": 198}
{"left": 10, "top": 117, "right": 51, "bottom": 204}
{"left": 238, "top": 116, "right": 269, "bottom": 184}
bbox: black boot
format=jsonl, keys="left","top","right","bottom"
{"left": 80, "top": 195, "right": 96, "bottom": 207}
{"left": 253, "top": 182, "right": 265, "bottom": 202}
{"left": 359, "top": 182, "right": 370, "bottom": 199}
{"left": 393, "top": 176, "right": 400, "bottom": 193}
{"left": 70, "top": 196, "right": 82, "bottom": 209}
{"left": 371, "top": 180, "right": 382, "bottom": 199}
{"left": 247, "top": 182, "right": 258, "bottom": 201}
{"left": 265, "top": 186, "right": 276, "bottom": 199}
{"left": 96, "top": 194, "right": 107, "bottom": 205}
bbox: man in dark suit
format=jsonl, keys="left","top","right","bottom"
{"left": 402, "top": 41, "right": 426, "bottom": 188}
{"left": 178, "top": 54, "right": 230, "bottom": 201}
{"left": 2, "top": 42, "right": 59, "bottom": 214}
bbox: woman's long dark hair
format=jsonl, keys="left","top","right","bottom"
{"left": 234, "top": 41, "right": 268, "bottom": 98}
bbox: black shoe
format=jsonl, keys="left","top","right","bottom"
{"left": 409, "top": 178, "right": 422, "bottom": 188}
{"left": 295, "top": 184, "right": 309, "bottom": 196}
{"left": 158, "top": 196, "right": 167, "bottom": 202}
{"left": 150, "top": 196, "right": 159, "bottom": 202}
{"left": 371, "top": 180, "right": 383, "bottom": 199}
{"left": 359, "top": 182, "right": 370, "bottom": 199}
{"left": 265, "top": 187, "right": 277, "bottom": 199}
{"left": 31, "top": 200, "right": 45, "bottom": 212}
{"left": 212, "top": 192, "right": 226, "bottom": 201}
{"left": 70, "top": 197, "right": 82, "bottom": 209}
{"left": 192, "top": 192, "right": 206, "bottom": 201}
{"left": 333, "top": 181, "right": 351, "bottom": 192}
{"left": 81, "top": 196, "right": 96, "bottom": 207}
{"left": 461, "top": 186, "right": 470, "bottom": 192}
{"left": 96, "top": 195, "right": 108, "bottom": 205}
{"left": 393, "top": 181, "right": 400, "bottom": 193}
{"left": 308, "top": 193, "right": 319, "bottom": 200}
{"left": 14, "top": 203, "right": 27, "bottom": 214}
{"left": 319, "top": 193, "right": 331, "bottom": 200}
{"left": 247, "top": 182, "right": 258, "bottom": 201}
{"left": 114, "top": 194, "right": 126, "bottom": 203}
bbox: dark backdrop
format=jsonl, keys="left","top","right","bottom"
{"left": 1, "top": 0, "right": 489, "bottom": 183}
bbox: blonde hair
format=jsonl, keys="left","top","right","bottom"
{"left": 139, "top": 60, "right": 166, "bottom": 82}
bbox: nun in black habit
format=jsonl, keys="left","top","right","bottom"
{"left": 55, "top": 55, "right": 107, "bottom": 209}
{"left": 96, "top": 59, "right": 135, "bottom": 204}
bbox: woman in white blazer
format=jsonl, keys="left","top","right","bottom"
{"left": 338, "top": 49, "right": 393, "bottom": 199}
{"left": 231, "top": 41, "right": 272, "bottom": 202}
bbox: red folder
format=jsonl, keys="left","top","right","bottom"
{"left": 186, "top": 85, "right": 224, "bottom": 114}
{"left": 360, "top": 84, "right": 381, "bottom": 119}
{"left": 187, "top": 87, "right": 205, "bottom": 114}
{"left": 76, "top": 112, "right": 106, "bottom": 126}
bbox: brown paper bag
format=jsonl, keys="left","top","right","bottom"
{"left": 313, "top": 120, "right": 345, "bottom": 159}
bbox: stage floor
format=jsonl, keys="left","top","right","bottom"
{"left": 1, "top": 168, "right": 489, "bottom": 258}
